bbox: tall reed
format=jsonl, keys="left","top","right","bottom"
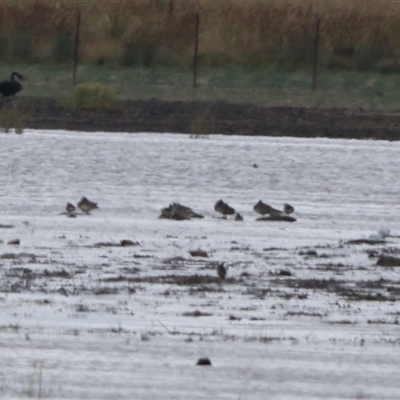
{"left": 0, "top": 0, "right": 399, "bottom": 71}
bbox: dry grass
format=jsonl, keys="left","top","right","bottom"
{"left": 0, "top": 102, "right": 26, "bottom": 133}
{"left": 189, "top": 105, "right": 214, "bottom": 137}
{"left": 0, "top": 1, "right": 400, "bottom": 71}
{"left": 73, "top": 82, "right": 117, "bottom": 111}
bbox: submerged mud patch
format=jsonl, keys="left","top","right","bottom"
{"left": 15, "top": 96, "right": 400, "bottom": 140}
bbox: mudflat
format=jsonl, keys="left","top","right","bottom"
{"left": 7, "top": 96, "right": 400, "bottom": 140}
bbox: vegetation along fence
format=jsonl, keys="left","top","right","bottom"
{"left": 1, "top": 0, "right": 400, "bottom": 90}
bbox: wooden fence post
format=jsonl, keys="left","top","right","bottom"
{"left": 72, "top": 10, "right": 81, "bottom": 85}
{"left": 193, "top": 13, "right": 200, "bottom": 89}
{"left": 311, "top": 17, "right": 320, "bottom": 92}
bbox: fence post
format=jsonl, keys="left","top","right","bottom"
{"left": 73, "top": 10, "right": 81, "bottom": 85}
{"left": 311, "top": 17, "right": 320, "bottom": 92}
{"left": 193, "top": 13, "right": 200, "bottom": 89}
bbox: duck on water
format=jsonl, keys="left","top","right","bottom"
{"left": 0, "top": 72, "right": 25, "bottom": 98}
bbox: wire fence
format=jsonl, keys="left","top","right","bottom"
{"left": 1, "top": 6, "right": 400, "bottom": 93}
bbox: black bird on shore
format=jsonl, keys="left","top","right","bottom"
{"left": 0, "top": 72, "right": 25, "bottom": 98}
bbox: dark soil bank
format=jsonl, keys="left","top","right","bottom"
{"left": 13, "top": 97, "right": 400, "bottom": 140}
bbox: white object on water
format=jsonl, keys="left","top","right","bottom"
{"left": 367, "top": 227, "right": 390, "bottom": 241}
{"left": 378, "top": 227, "right": 390, "bottom": 238}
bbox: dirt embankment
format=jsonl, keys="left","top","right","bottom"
{"left": 10, "top": 97, "right": 400, "bottom": 140}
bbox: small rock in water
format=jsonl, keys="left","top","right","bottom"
{"left": 196, "top": 357, "right": 212, "bottom": 366}
{"left": 120, "top": 239, "right": 139, "bottom": 247}
{"left": 377, "top": 255, "right": 400, "bottom": 267}
{"left": 234, "top": 213, "right": 243, "bottom": 221}
{"left": 190, "top": 249, "right": 208, "bottom": 257}
{"left": 276, "top": 269, "right": 292, "bottom": 276}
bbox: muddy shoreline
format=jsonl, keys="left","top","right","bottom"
{"left": 11, "top": 97, "right": 400, "bottom": 140}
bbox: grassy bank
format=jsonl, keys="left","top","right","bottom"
{"left": 3, "top": 63, "right": 400, "bottom": 113}
{"left": 1, "top": 1, "right": 400, "bottom": 72}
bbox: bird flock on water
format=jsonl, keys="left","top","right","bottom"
{"left": 63, "top": 197, "right": 295, "bottom": 280}
{"left": 160, "top": 199, "right": 296, "bottom": 222}
{"left": 0, "top": 62, "right": 293, "bottom": 283}
{"left": 65, "top": 197, "right": 99, "bottom": 217}
{"left": 0, "top": 71, "right": 299, "bottom": 285}
{"left": 65, "top": 198, "right": 295, "bottom": 221}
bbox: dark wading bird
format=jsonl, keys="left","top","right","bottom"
{"left": 0, "top": 72, "right": 25, "bottom": 98}
{"left": 77, "top": 197, "right": 99, "bottom": 214}
{"left": 217, "top": 262, "right": 227, "bottom": 279}
{"left": 214, "top": 199, "right": 235, "bottom": 218}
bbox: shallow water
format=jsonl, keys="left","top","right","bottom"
{"left": 0, "top": 130, "right": 399, "bottom": 399}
